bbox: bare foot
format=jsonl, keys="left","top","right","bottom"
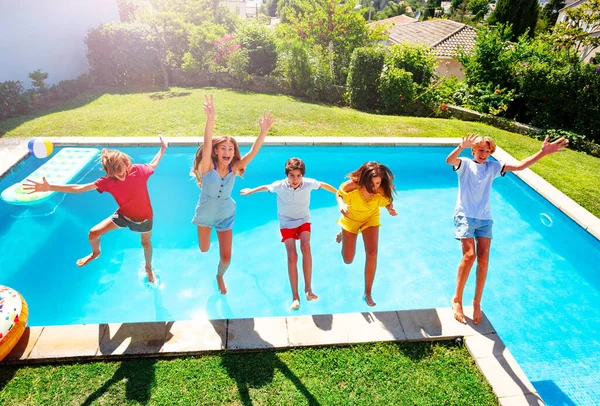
{"left": 76, "top": 252, "right": 100, "bottom": 267}
{"left": 216, "top": 274, "right": 227, "bottom": 294}
{"left": 451, "top": 299, "right": 467, "bottom": 324}
{"left": 145, "top": 266, "right": 156, "bottom": 284}
{"left": 473, "top": 301, "right": 482, "bottom": 325}
{"left": 335, "top": 231, "right": 342, "bottom": 243}
{"left": 306, "top": 291, "right": 318, "bottom": 301}
{"left": 289, "top": 299, "right": 300, "bottom": 310}
{"left": 363, "top": 294, "right": 376, "bottom": 307}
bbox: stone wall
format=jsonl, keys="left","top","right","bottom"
{"left": 447, "top": 105, "right": 541, "bottom": 135}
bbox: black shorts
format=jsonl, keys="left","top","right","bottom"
{"left": 111, "top": 212, "right": 153, "bottom": 233}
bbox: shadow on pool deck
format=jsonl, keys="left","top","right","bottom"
{"left": 221, "top": 317, "right": 319, "bottom": 406}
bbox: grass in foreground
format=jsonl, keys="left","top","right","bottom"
{"left": 0, "top": 341, "right": 497, "bottom": 405}
{"left": 1, "top": 87, "right": 599, "bottom": 217}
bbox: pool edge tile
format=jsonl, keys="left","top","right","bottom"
{"left": 98, "top": 322, "right": 172, "bottom": 357}
{"left": 227, "top": 317, "right": 289, "bottom": 350}
{"left": 340, "top": 311, "right": 406, "bottom": 343}
{"left": 287, "top": 314, "right": 349, "bottom": 346}
{"left": 160, "top": 319, "right": 227, "bottom": 354}
{"left": 398, "top": 307, "right": 494, "bottom": 341}
{"left": 27, "top": 324, "right": 101, "bottom": 361}
{"left": 4, "top": 327, "right": 45, "bottom": 362}
{"left": 498, "top": 393, "right": 545, "bottom": 406}
{"left": 474, "top": 349, "right": 539, "bottom": 399}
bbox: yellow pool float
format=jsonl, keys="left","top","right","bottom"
{"left": 0, "top": 285, "right": 28, "bottom": 362}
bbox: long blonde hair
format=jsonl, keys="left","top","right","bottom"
{"left": 191, "top": 136, "right": 243, "bottom": 187}
{"left": 100, "top": 149, "right": 132, "bottom": 178}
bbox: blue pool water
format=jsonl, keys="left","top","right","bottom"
{"left": 1, "top": 145, "right": 599, "bottom": 405}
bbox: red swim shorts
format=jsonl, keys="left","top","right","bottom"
{"left": 280, "top": 222, "right": 311, "bottom": 242}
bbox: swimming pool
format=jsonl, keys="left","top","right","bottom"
{"left": 0, "top": 145, "right": 598, "bottom": 405}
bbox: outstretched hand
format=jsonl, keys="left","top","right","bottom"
{"left": 541, "top": 136, "right": 569, "bottom": 155}
{"left": 159, "top": 134, "right": 168, "bottom": 150}
{"left": 240, "top": 188, "right": 252, "bottom": 196}
{"left": 460, "top": 133, "right": 478, "bottom": 149}
{"left": 387, "top": 207, "right": 398, "bottom": 216}
{"left": 203, "top": 94, "right": 215, "bottom": 119}
{"left": 23, "top": 177, "right": 50, "bottom": 194}
{"left": 259, "top": 110, "right": 274, "bottom": 132}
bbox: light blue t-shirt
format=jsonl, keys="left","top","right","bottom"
{"left": 453, "top": 157, "right": 504, "bottom": 220}
{"left": 267, "top": 177, "right": 321, "bottom": 228}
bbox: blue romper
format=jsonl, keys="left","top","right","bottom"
{"left": 192, "top": 164, "right": 236, "bottom": 231}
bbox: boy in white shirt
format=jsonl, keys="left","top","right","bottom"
{"left": 241, "top": 158, "right": 336, "bottom": 310}
{"left": 446, "top": 134, "right": 568, "bottom": 325}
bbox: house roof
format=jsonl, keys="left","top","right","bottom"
{"left": 388, "top": 19, "right": 477, "bottom": 57}
{"left": 368, "top": 14, "right": 416, "bottom": 28}
{"left": 559, "top": 0, "right": 587, "bottom": 12}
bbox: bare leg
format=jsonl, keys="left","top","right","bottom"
{"left": 473, "top": 237, "right": 491, "bottom": 325}
{"left": 299, "top": 231, "right": 317, "bottom": 300}
{"left": 141, "top": 231, "right": 155, "bottom": 283}
{"left": 362, "top": 226, "right": 379, "bottom": 307}
{"left": 340, "top": 229, "right": 358, "bottom": 264}
{"left": 197, "top": 226, "right": 212, "bottom": 253}
{"left": 77, "top": 217, "right": 119, "bottom": 267}
{"left": 216, "top": 229, "right": 232, "bottom": 294}
{"left": 451, "top": 238, "right": 476, "bottom": 324}
{"left": 284, "top": 238, "right": 300, "bottom": 308}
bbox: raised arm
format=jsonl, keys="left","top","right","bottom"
{"left": 200, "top": 94, "right": 216, "bottom": 175}
{"left": 319, "top": 182, "right": 337, "bottom": 194}
{"left": 148, "top": 135, "right": 168, "bottom": 170}
{"left": 503, "top": 136, "right": 568, "bottom": 173}
{"left": 237, "top": 110, "right": 274, "bottom": 171}
{"left": 23, "top": 177, "right": 97, "bottom": 194}
{"left": 240, "top": 185, "right": 269, "bottom": 196}
{"left": 446, "top": 134, "right": 478, "bottom": 167}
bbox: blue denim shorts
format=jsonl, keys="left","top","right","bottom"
{"left": 454, "top": 215, "right": 493, "bottom": 239}
{"left": 111, "top": 212, "right": 153, "bottom": 233}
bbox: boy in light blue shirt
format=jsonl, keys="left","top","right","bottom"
{"left": 446, "top": 134, "right": 568, "bottom": 325}
{"left": 241, "top": 158, "right": 336, "bottom": 310}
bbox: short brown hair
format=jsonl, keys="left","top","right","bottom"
{"left": 100, "top": 149, "right": 132, "bottom": 178}
{"left": 285, "top": 157, "right": 305, "bottom": 175}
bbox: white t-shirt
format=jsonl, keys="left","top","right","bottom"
{"left": 454, "top": 157, "right": 505, "bottom": 220}
{"left": 267, "top": 177, "right": 321, "bottom": 228}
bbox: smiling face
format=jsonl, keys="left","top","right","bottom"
{"left": 472, "top": 142, "right": 492, "bottom": 163}
{"left": 287, "top": 169, "right": 303, "bottom": 189}
{"left": 214, "top": 141, "right": 236, "bottom": 165}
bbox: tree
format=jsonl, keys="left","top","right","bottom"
{"left": 547, "top": 0, "right": 600, "bottom": 62}
{"left": 540, "top": 0, "right": 566, "bottom": 27}
{"left": 468, "top": 0, "right": 489, "bottom": 21}
{"left": 488, "top": 0, "right": 539, "bottom": 39}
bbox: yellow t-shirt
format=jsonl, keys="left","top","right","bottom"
{"left": 337, "top": 186, "right": 391, "bottom": 234}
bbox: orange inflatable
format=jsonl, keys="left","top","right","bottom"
{"left": 0, "top": 285, "right": 28, "bottom": 362}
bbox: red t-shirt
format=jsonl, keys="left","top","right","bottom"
{"left": 94, "top": 164, "right": 154, "bottom": 222}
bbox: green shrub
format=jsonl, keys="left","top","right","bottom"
{"left": 532, "top": 129, "right": 600, "bottom": 158}
{"left": 237, "top": 22, "right": 278, "bottom": 76}
{"left": 277, "top": 40, "right": 312, "bottom": 92}
{"left": 378, "top": 67, "right": 416, "bottom": 115}
{"left": 346, "top": 46, "right": 386, "bottom": 111}
{"left": 0, "top": 81, "right": 31, "bottom": 119}
{"left": 384, "top": 43, "right": 437, "bottom": 86}
{"left": 86, "top": 23, "right": 162, "bottom": 87}
{"left": 228, "top": 49, "right": 250, "bottom": 86}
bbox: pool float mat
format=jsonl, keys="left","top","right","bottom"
{"left": 0, "top": 285, "right": 28, "bottom": 362}
{"left": 1, "top": 148, "right": 99, "bottom": 205}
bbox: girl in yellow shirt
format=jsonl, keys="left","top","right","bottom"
{"left": 336, "top": 161, "right": 397, "bottom": 307}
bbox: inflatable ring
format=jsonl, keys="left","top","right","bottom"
{"left": 0, "top": 286, "right": 28, "bottom": 362}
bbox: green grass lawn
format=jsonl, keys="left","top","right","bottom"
{"left": 2, "top": 87, "right": 599, "bottom": 218}
{"left": 0, "top": 341, "right": 498, "bottom": 406}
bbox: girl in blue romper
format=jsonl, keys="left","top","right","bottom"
{"left": 191, "top": 95, "right": 275, "bottom": 294}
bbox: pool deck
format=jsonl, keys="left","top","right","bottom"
{"left": 4, "top": 135, "right": 599, "bottom": 406}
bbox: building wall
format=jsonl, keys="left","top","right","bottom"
{"left": 436, "top": 57, "right": 465, "bottom": 79}
{"left": 0, "top": 0, "right": 120, "bottom": 85}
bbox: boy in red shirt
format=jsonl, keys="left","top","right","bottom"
{"left": 24, "top": 136, "right": 168, "bottom": 283}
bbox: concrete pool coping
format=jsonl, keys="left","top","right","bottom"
{"left": 4, "top": 135, "right": 598, "bottom": 405}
